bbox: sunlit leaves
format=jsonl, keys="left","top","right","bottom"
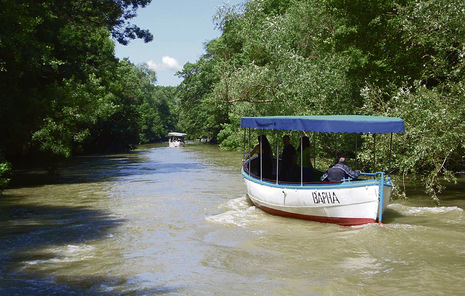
{"left": 0, "top": 158, "right": 11, "bottom": 193}
{"left": 179, "top": 0, "right": 465, "bottom": 199}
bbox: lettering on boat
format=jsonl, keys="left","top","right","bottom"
{"left": 312, "top": 191, "right": 340, "bottom": 204}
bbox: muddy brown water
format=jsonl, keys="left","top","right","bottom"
{"left": 1, "top": 143, "right": 464, "bottom": 295}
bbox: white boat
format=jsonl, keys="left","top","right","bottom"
{"left": 241, "top": 115, "right": 405, "bottom": 226}
{"left": 168, "top": 132, "right": 187, "bottom": 148}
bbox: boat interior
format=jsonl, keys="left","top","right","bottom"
{"left": 243, "top": 157, "right": 344, "bottom": 185}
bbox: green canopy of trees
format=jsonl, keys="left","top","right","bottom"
{"left": 1, "top": 0, "right": 463, "bottom": 200}
{"left": 0, "top": 0, "right": 178, "bottom": 192}
{"left": 176, "top": 0, "right": 464, "bottom": 200}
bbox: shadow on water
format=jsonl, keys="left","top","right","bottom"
{"left": 8, "top": 152, "right": 204, "bottom": 189}
{"left": 1, "top": 147, "right": 193, "bottom": 294}
{"left": 0, "top": 203, "right": 125, "bottom": 250}
{"left": 0, "top": 202, "right": 109, "bottom": 294}
{"left": 0, "top": 201, "right": 184, "bottom": 295}
{"left": 2, "top": 275, "right": 182, "bottom": 296}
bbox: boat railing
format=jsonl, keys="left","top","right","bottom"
{"left": 243, "top": 157, "right": 352, "bottom": 185}
{"left": 244, "top": 157, "right": 390, "bottom": 223}
{"left": 360, "top": 172, "right": 382, "bottom": 177}
{"left": 360, "top": 172, "right": 392, "bottom": 182}
{"left": 360, "top": 171, "right": 391, "bottom": 223}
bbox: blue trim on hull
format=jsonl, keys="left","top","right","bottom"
{"left": 241, "top": 168, "right": 392, "bottom": 190}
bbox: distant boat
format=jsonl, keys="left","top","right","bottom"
{"left": 241, "top": 115, "right": 405, "bottom": 226}
{"left": 168, "top": 132, "right": 187, "bottom": 148}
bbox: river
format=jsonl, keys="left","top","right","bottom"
{"left": 1, "top": 143, "right": 464, "bottom": 295}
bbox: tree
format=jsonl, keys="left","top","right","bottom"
{"left": 177, "top": 53, "right": 225, "bottom": 141}
{"left": 0, "top": 0, "right": 153, "bottom": 159}
{"left": 0, "top": 0, "right": 154, "bottom": 188}
{"left": 359, "top": 0, "right": 465, "bottom": 200}
{"left": 179, "top": 0, "right": 465, "bottom": 199}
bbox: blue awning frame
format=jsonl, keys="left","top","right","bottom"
{"left": 240, "top": 115, "right": 405, "bottom": 134}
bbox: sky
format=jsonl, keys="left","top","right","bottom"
{"left": 114, "top": 0, "right": 245, "bottom": 86}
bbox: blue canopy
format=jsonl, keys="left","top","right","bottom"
{"left": 240, "top": 115, "right": 405, "bottom": 133}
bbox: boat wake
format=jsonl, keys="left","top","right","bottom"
{"left": 206, "top": 196, "right": 267, "bottom": 228}
{"left": 386, "top": 203, "right": 464, "bottom": 226}
{"left": 388, "top": 204, "right": 463, "bottom": 216}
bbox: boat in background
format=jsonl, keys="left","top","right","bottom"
{"left": 241, "top": 115, "right": 405, "bottom": 226}
{"left": 168, "top": 132, "right": 187, "bottom": 148}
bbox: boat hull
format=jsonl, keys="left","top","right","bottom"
{"left": 243, "top": 171, "right": 392, "bottom": 226}
{"left": 169, "top": 141, "right": 184, "bottom": 148}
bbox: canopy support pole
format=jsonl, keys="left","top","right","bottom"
{"left": 260, "top": 135, "right": 263, "bottom": 181}
{"left": 373, "top": 134, "right": 377, "bottom": 172}
{"left": 378, "top": 172, "right": 385, "bottom": 223}
{"left": 313, "top": 133, "right": 317, "bottom": 169}
{"left": 300, "top": 136, "right": 303, "bottom": 186}
{"left": 388, "top": 133, "right": 393, "bottom": 175}
{"left": 247, "top": 129, "right": 251, "bottom": 174}
{"left": 276, "top": 133, "right": 279, "bottom": 184}
{"left": 242, "top": 129, "right": 246, "bottom": 166}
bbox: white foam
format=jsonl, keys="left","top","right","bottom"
{"left": 206, "top": 196, "right": 264, "bottom": 228}
{"left": 22, "top": 244, "right": 96, "bottom": 267}
{"left": 388, "top": 203, "right": 463, "bottom": 216}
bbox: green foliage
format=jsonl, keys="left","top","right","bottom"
{"left": 360, "top": 81, "right": 465, "bottom": 201}
{"left": 177, "top": 56, "right": 226, "bottom": 141}
{"left": 81, "top": 60, "right": 178, "bottom": 153}
{"left": 2, "top": 0, "right": 463, "bottom": 200}
{"left": 0, "top": 0, "right": 152, "bottom": 157}
{"left": 206, "top": 0, "right": 356, "bottom": 147}
{"left": 179, "top": 0, "right": 465, "bottom": 199}
{"left": 51, "top": 0, "right": 154, "bottom": 45}
{"left": 358, "top": 0, "right": 465, "bottom": 199}
{"left": 0, "top": 0, "right": 180, "bottom": 174}
{"left": 32, "top": 73, "right": 118, "bottom": 157}
{"left": 0, "top": 156, "right": 11, "bottom": 194}
{"left": 217, "top": 114, "right": 243, "bottom": 150}
{"left": 138, "top": 86, "right": 178, "bottom": 144}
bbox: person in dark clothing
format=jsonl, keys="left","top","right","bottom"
{"left": 321, "top": 151, "right": 360, "bottom": 182}
{"left": 280, "top": 135, "right": 297, "bottom": 181}
{"left": 298, "top": 136, "right": 313, "bottom": 181}
{"left": 247, "top": 135, "right": 274, "bottom": 179}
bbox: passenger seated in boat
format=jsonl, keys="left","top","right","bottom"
{"left": 298, "top": 136, "right": 313, "bottom": 182}
{"left": 321, "top": 151, "right": 360, "bottom": 182}
{"left": 280, "top": 135, "right": 297, "bottom": 181}
{"left": 246, "top": 135, "right": 274, "bottom": 179}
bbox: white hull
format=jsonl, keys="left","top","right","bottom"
{"left": 169, "top": 140, "right": 184, "bottom": 148}
{"left": 243, "top": 170, "right": 392, "bottom": 226}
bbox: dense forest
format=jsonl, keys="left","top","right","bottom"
{"left": 176, "top": 0, "right": 464, "bottom": 200}
{"left": 0, "top": 0, "right": 179, "bottom": 189}
{"left": 1, "top": 0, "right": 464, "bottom": 201}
